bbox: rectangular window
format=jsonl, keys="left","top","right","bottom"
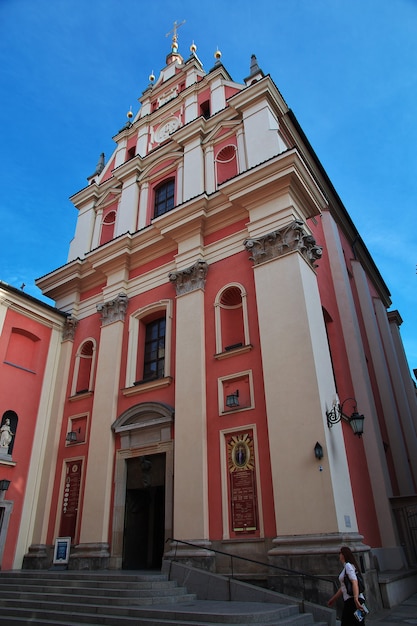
{"left": 154, "top": 180, "right": 175, "bottom": 218}
{"left": 143, "top": 317, "right": 166, "bottom": 380}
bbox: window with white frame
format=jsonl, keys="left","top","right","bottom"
{"left": 125, "top": 300, "right": 173, "bottom": 388}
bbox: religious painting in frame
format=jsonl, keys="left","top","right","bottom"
{"left": 226, "top": 430, "right": 259, "bottom": 534}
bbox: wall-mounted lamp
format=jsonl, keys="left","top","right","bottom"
{"left": 0, "top": 479, "right": 11, "bottom": 492}
{"left": 314, "top": 442, "right": 324, "bottom": 460}
{"left": 66, "top": 427, "right": 81, "bottom": 443}
{"left": 226, "top": 390, "right": 239, "bottom": 408}
{"left": 326, "top": 398, "right": 365, "bottom": 437}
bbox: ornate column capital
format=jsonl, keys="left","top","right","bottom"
{"left": 97, "top": 293, "right": 129, "bottom": 326}
{"left": 244, "top": 219, "right": 323, "bottom": 268}
{"left": 169, "top": 260, "right": 209, "bottom": 296}
{"left": 63, "top": 316, "right": 78, "bottom": 341}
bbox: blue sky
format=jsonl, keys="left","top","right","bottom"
{"left": 1, "top": 0, "right": 416, "bottom": 370}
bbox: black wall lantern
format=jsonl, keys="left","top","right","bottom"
{"left": 314, "top": 442, "right": 324, "bottom": 460}
{"left": 226, "top": 390, "right": 239, "bottom": 408}
{"left": 326, "top": 397, "right": 365, "bottom": 437}
{"left": 0, "top": 479, "right": 11, "bottom": 492}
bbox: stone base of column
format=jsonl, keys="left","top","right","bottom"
{"left": 68, "top": 542, "right": 110, "bottom": 570}
{"left": 164, "top": 539, "right": 215, "bottom": 572}
{"left": 22, "top": 544, "right": 54, "bottom": 569}
{"left": 267, "top": 532, "right": 374, "bottom": 606}
{"left": 269, "top": 532, "right": 370, "bottom": 573}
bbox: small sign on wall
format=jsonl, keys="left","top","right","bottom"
{"left": 53, "top": 536, "right": 71, "bottom": 565}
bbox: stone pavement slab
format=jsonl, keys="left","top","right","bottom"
{"left": 366, "top": 593, "right": 417, "bottom": 626}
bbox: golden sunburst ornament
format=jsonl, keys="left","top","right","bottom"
{"left": 228, "top": 433, "right": 255, "bottom": 472}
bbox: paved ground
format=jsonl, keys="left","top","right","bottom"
{"left": 366, "top": 593, "right": 417, "bottom": 626}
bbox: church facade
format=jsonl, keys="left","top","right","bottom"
{"left": 2, "top": 34, "right": 416, "bottom": 600}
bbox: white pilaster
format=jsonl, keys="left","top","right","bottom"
{"left": 252, "top": 242, "right": 355, "bottom": 535}
{"left": 242, "top": 103, "right": 281, "bottom": 169}
{"left": 204, "top": 144, "right": 215, "bottom": 194}
{"left": 67, "top": 201, "right": 96, "bottom": 261}
{"left": 183, "top": 138, "right": 203, "bottom": 201}
{"left": 210, "top": 77, "right": 226, "bottom": 115}
{"left": 184, "top": 92, "right": 198, "bottom": 124}
{"left": 378, "top": 306, "right": 417, "bottom": 487}
{"left": 171, "top": 263, "right": 209, "bottom": 542}
{"left": 351, "top": 261, "right": 414, "bottom": 494}
{"left": 115, "top": 175, "right": 139, "bottom": 236}
{"left": 321, "top": 212, "right": 397, "bottom": 545}
{"left": 137, "top": 182, "right": 149, "bottom": 230}
{"left": 78, "top": 296, "right": 127, "bottom": 546}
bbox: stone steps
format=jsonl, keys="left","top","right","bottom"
{"left": 0, "top": 570, "right": 320, "bottom": 625}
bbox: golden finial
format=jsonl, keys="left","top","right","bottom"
{"left": 190, "top": 41, "right": 197, "bottom": 54}
{"left": 214, "top": 48, "right": 222, "bottom": 61}
{"left": 149, "top": 70, "right": 155, "bottom": 83}
{"left": 127, "top": 106, "right": 133, "bottom": 119}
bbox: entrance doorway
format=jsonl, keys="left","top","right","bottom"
{"left": 122, "top": 453, "right": 166, "bottom": 570}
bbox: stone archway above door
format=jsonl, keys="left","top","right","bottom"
{"left": 111, "top": 402, "right": 174, "bottom": 450}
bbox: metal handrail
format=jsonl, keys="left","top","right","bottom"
{"left": 166, "top": 537, "right": 338, "bottom": 594}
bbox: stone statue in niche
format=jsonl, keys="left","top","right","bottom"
{"left": 0, "top": 418, "right": 14, "bottom": 452}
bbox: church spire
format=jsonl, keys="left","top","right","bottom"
{"left": 87, "top": 152, "right": 105, "bottom": 183}
{"left": 244, "top": 54, "right": 265, "bottom": 86}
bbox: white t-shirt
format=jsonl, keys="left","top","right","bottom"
{"left": 339, "top": 562, "right": 365, "bottom": 601}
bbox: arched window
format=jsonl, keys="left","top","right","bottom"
{"left": 154, "top": 179, "right": 175, "bottom": 218}
{"left": 100, "top": 210, "right": 116, "bottom": 245}
{"left": 214, "top": 284, "right": 250, "bottom": 355}
{"left": 71, "top": 339, "right": 96, "bottom": 396}
{"left": 215, "top": 144, "right": 237, "bottom": 185}
{"left": 125, "top": 300, "right": 173, "bottom": 388}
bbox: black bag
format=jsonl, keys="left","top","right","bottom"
{"left": 344, "top": 568, "right": 365, "bottom": 596}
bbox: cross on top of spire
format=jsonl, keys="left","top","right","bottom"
{"left": 166, "top": 20, "right": 185, "bottom": 53}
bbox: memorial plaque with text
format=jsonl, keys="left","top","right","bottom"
{"left": 227, "top": 431, "right": 258, "bottom": 533}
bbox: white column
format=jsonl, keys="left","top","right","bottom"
{"left": 68, "top": 201, "right": 96, "bottom": 261}
{"left": 204, "top": 144, "right": 215, "bottom": 194}
{"left": 236, "top": 127, "right": 247, "bottom": 173}
{"left": 76, "top": 295, "right": 127, "bottom": 556}
{"left": 184, "top": 92, "right": 198, "bottom": 124}
{"left": 388, "top": 311, "right": 417, "bottom": 439}
{"left": 115, "top": 175, "right": 139, "bottom": 236}
{"left": 137, "top": 182, "right": 149, "bottom": 231}
{"left": 170, "top": 262, "right": 209, "bottom": 544}
{"left": 351, "top": 261, "right": 414, "bottom": 494}
{"left": 210, "top": 77, "right": 226, "bottom": 115}
{"left": 183, "top": 138, "right": 203, "bottom": 201}
{"left": 377, "top": 306, "right": 417, "bottom": 486}
{"left": 176, "top": 161, "right": 184, "bottom": 206}
{"left": 246, "top": 222, "right": 356, "bottom": 536}
{"left": 321, "top": 212, "right": 397, "bottom": 545}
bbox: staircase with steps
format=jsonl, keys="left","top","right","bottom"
{"left": 0, "top": 570, "right": 324, "bottom": 626}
